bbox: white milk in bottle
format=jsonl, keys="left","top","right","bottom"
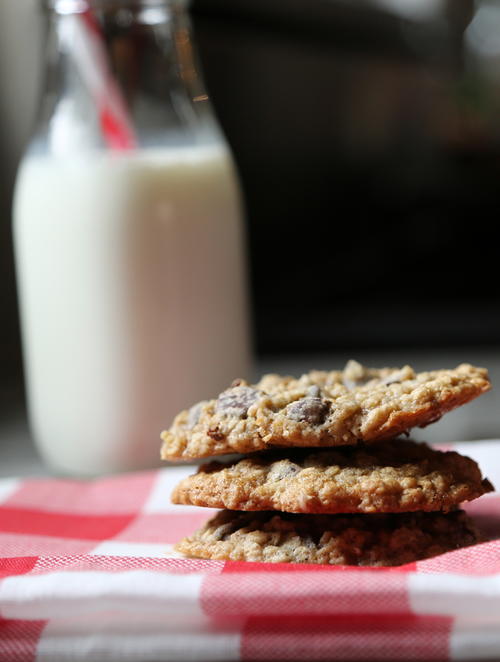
{"left": 13, "top": 2, "right": 251, "bottom": 475}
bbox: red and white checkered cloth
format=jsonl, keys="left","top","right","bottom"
{"left": 1, "top": 441, "right": 499, "bottom": 662}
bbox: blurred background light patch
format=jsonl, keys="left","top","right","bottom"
{"left": 466, "top": 2, "right": 500, "bottom": 57}
{"left": 370, "top": 0, "right": 445, "bottom": 21}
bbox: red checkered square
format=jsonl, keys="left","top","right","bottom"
{"left": 242, "top": 614, "right": 452, "bottom": 661}
{"left": 112, "top": 511, "right": 216, "bottom": 544}
{"left": 30, "top": 554, "right": 224, "bottom": 575}
{"left": 416, "top": 539, "right": 500, "bottom": 575}
{"left": 202, "top": 569, "right": 410, "bottom": 618}
{"left": 0, "top": 534, "right": 96, "bottom": 558}
{"left": 0, "top": 558, "right": 38, "bottom": 579}
{"left": 0, "top": 507, "right": 133, "bottom": 541}
{"left": 0, "top": 618, "right": 46, "bottom": 662}
{"left": 5, "top": 471, "right": 156, "bottom": 515}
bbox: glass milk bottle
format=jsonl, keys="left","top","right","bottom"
{"left": 13, "top": 0, "right": 251, "bottom": 476}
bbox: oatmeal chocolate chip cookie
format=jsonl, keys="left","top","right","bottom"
{"left": 171, "top": 439, "right": 494, "bottom": 514}
{"left": 174, "top": 508, "right": 483, "bottom": 566}
{"left": 160, "top": 362, "right": 491, "bottom": 460}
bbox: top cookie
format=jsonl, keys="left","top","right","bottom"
{"left": 160, "top": 361, "right": 491, "bottom": 460}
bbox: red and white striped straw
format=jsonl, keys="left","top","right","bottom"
{"left": 70, "top": 8, "right": 138, "bottom": 150}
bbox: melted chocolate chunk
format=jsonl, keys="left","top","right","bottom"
{"left": 216, "top": 386, "right": 259, "bottom": 417}
{"left": 207, "top": 427, "right": 224, "bottom": 441}
{"left": 286, "top": 397, "right": 330, "bottom": 425}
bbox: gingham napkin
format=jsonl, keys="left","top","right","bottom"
{"left": 1, "top": 441, "right": 499, "bottom": 662}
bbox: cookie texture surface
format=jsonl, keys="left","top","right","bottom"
{"left": 171, "top": 439, "right": 494, "bottom": 514}
{"left": 175, "top": 509, "right": 482, "bottom": 566}
{"left": 161, "top": 362, "right": 491, "bottom": 460}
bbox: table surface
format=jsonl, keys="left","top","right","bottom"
{"left": 1, "top": 347, "right": 499, "bottom": 479}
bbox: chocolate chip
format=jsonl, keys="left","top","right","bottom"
{"left": 286, "top": 397, "right": 330, "bottom": 425}
{"left": 207, "top": 426, "right": 224, "bottom": 441}
{"left": 216, "top": 386, "right": 259, "bottom": 418}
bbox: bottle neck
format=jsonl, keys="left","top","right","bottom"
{"left": 35, "top": 0, "right": 216, "bottom": 154}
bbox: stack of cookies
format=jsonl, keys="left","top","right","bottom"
{"left": 160, "top": 361, "right": 494, "bottom": 566}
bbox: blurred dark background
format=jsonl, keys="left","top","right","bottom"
{"left": 2, "top": 0, "right": 500, "bottom": 404}
{"left": 190, "top": 0, "right": 500, "bottom": 355}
